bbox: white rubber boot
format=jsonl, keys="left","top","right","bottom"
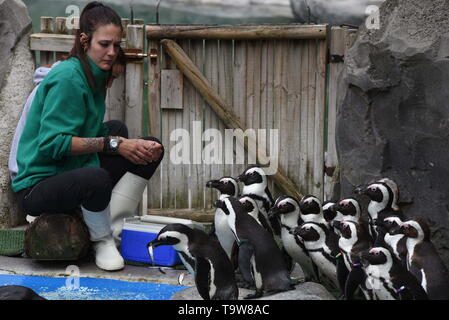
{"left": 110, "top": 172, "right": 148, "bottom": 243}
{"left": 81, "top": 205, "right": 124, "bottom": 271}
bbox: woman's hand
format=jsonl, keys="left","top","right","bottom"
{"left": 117, "top": 138, "right": 163, "bottom": 165}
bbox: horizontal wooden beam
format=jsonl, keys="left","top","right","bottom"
{"left": 160, "top": 38, "right": 303, "bottom": 200}
{"left": 30, "top": 33, "right": 127, "bottom": 52}
{"left": 147, "top": 24, "right": 328, "bottom": 40}
{"left": 30, "top": 33, "right": 74, "bottom": 52}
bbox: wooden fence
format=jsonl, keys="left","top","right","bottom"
{"left": 28, "top": 17, "right": 357, "bottom": 215}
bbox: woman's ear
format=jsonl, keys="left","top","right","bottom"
{"left": 80, "top": 32, "right": 90, "bottom": 49}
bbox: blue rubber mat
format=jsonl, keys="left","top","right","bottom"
{"left": 0, "top": 274, "right": 189, "bottom": 300}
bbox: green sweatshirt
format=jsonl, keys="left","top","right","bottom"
{"left": 12, "top": 56, "right": 110, "bottom": 192}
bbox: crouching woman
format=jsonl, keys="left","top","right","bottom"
{"left": 10, "top": 2, "right": 164, "bottom": 271}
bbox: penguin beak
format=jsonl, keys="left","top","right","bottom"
{"left": 268, "top": 206, "right": 280, "bottom": 219}
{"left": 353, "top": 186, "right": 367, "bottom": 195}
{"left": 206, "top": 180, "right": 220, "bottom": 188}
{"left": 289, "top": 226, "right": 301, "bottom": 237}
{"left": 236, "top": 174, "right": 246, "bottom": 183}
{"left": 332, "top": 220, "right": 342, "bottom": 230}
{"left": 147, "top": 239, "right": 163, "bottom": 249}
{"left": 389, "top": 224, "right": 405, "bottom": 236}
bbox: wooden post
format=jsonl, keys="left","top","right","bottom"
{"left": 160, "top": 39, "right": 303, "bottom": 200}
{"left": 55, "top": 17, "right": 69, "bottom": 61}
{"left": 324, "top": 27, "right": 357, "bottom": 201}
{"left": 39, "top": 17, "right": 54, "bottom": 66}
{"left": 125, "top": 24, "right": 145, "bottom": 139}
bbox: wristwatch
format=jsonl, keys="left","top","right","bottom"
{"left": 103, "top": 136, "right": 121, "bottom": 154}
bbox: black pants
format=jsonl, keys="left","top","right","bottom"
{"left": 16, "top": 121, "right": 164, "bottom": 215}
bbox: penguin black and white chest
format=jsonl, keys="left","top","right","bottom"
{"left": 237, "top": 166, "right": 280, "bottom": 241}
{"left": 396, "top": 218, "right": 449, "bottom": 300}
{"left": 292, "top": 222, "right": 339, "bottom": 288}
{"left": 269, "top": 195, "right": 318, "bottom": 282}
{"left": 148, "top": 223, "right": 238, "bottom": 300}
{"left": 334, "top": 220, "right": 374, "bottom": 300}
{"left": 354, "top": 180, "right": 404, "bottom": 240}
{"left": 359, "top": 247, "right": 428, "bottom": 300}
{"left": 215, "top": 197, "right": 293, "bottom": 299}
{"left": 206, "top": 177, "right": 239, "bottom": 260}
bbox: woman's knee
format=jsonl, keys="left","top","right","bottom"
{"left": 142, "top": 136, "right": 165, "bottom": 162}
{"left": 104, "top": 120, "right": 128, "bottom": 138}
{"left": 82, "top": 167, "right": 113, "bottom": 211}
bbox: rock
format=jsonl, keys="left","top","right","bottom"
{"left": 171, "top": 281, "right": 336, "bottom": 300}
{"left": 336, "top": 0, "right": 449, "bottom": 265}
{"left": 24, "top": 212, "right": 91, "bottom": 261}
{"left": 0, "top": 0, "right": 34, "bottom": 228}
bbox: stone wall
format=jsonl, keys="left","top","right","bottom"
{"left": 336, "top": 0, "right": 449, "bottom": 263}
{"left": 0, "top": 0, "right": 35, "bottom": 228}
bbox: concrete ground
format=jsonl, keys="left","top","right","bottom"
{"left": 0, "top": 254, "right": 196, "bottom": 287}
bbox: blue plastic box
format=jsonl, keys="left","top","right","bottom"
{"left": 121, "top": 217, "right": 181, "bottom": 266}
{"left": 120, "top": 215, "right": 208, "bottom": 267}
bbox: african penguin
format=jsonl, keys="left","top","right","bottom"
{"left": 394, "top": 218, "right": 449, "bottom": 300}
{"left": 334, "top": 220, "right": 374, "bottom": 300}
{"left": 378, "top": 216, "right": 407, "bottom": 267}
{"left": 268, "top": 195, "right": 319, "bottom": 282}
{"left": 236, "top": 166, "right": 280, "bottom": 242}
{"left": 206, "top": 177, "right": 239, "bottom": 261}
{"left": 235, "top": 196, "right": 262, "bottom": 289}
{"left": 291, "top": 222, "right": 340, "bottom": 289}
{"left": 215, "top": 197, "right": 294, "bottom": 299}
{"left": 354, "top": 180, "right": 404, "bottom": 240}
{"left": 148, "top": 223, "right": 238, "bottom": 300}
{"left": 359, "top": 247, "right": 428, "bottom": 300}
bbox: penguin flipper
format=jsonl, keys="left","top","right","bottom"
{"left": 194, "top": 257, "right": 211, "bottom": 300}
{"left": 237, "top": 241, "right": 255, "bottom": 288}
{"left": 336, "top": 256, "right": 349, "bottom": 294}
{"left": 344, "top": 267, "right": 366, "bottom": 300}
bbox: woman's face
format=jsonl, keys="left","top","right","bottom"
{"left": 86, "top": 24, "right": 122, "bottom": 71}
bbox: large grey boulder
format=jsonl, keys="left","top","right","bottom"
{"left": 0, "top": 0, "right": 35, "bottom": 228}
{"left": 336, "top": 0, "right": 449, "bottom": 263}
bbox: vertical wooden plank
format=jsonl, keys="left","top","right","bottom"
{"left": 233, "top": 40, "right": 247, "bottom": 179}
{"left": 324, "top": 27, "right": 345, "bottom": 201}
{"left": 218, "top": 40, "right": 234, "bottom": 178}
{"left": 265, "top": 40, "right": 277, "bottom": 195}
{"left": 40, "top": 17, "right": 54, "bottom": 66}
{"left": 299, "top": 39, "right": 309, "bottom": 196}
{"left": 179, "top": 39, "right": 192, "bottom": 209}
{"left": 279, "top": 40, "right": 290, "bottom": 196}
{"left": 313, "top": 39, "right": 327, "bottom": 199}
{"left": 125, "top": 25, "right": 145, "bottom": 139}
{"left": 147, "top": 40, "right": 162, "bottom": 209}
{"left": 307, "top": 40, "right": 317, "bottom": 196}
{"left": 287, "top": 40, "right": 302, "bottom": 194}
{"left": 252, "top": 40, "right": 262, "bottom": 170}
{"left": 203, "top": 39, "right": 218, "bottom": 209}
{"left": 190, "top": 39, "right": 205, "bottom": 209}
{"left": 55, "top": 17, "right": 68, "bottom": 61}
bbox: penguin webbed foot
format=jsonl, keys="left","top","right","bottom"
{"left": 244, "top": 290, "right": 264, "bottom": 300}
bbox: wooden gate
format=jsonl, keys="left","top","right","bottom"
{"left": 29, "top": 18, "right": 357, "bottom": 215}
